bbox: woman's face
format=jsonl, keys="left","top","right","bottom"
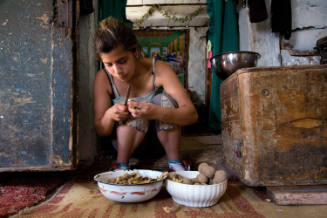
{"left": 100, "top": 44, "right": 136, "bottom": 82}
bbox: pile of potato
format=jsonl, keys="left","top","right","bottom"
{"left": 168, "top": 162, "right": 227, "bottom": 185}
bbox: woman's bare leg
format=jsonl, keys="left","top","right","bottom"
{"left": 116, "top": 125, "right": 145, "bottom": 164}
{"left": 156, "top": 127, "right": 181, "bottom": 161}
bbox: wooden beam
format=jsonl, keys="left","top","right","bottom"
{"left": 267, "top": 185, "right": 327, "bottom": 205}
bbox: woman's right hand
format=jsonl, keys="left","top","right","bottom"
{"left": 106, "top": 102, "right": 129, "bottom": 122}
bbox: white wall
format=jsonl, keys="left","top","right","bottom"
{"left": 239, "top": 0, "right": 326, "bottom": 66}
{"left": 288, "top": 0, "right": 327, "bottom": 50}
{"left": 238, "top": 1, "right": 281, "bottom": 67}
{"left": 188, "top": 27, "right": 208, "bottom": 104}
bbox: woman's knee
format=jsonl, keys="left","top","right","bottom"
{"left": 157, "top": 126, "right": 181, "bottom": 138}
{"left": 152, "top": 92, "right": 178, "bottom": 108}
{"left": 116, "top": 125, "right": 145, "bottom": 143}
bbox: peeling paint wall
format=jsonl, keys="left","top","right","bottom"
{"left": 239, "top": 0, "right": 326, "bottom": 67}
{"left": 288, "top": 0, "right": 327, "bottom": 50}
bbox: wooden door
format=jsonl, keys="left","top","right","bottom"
{"left": 0, "top": 0, "right": 78, "bottom": 171}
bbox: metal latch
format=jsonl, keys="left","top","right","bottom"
{"left": 235, "top": 140, "right": 243, "bottom": 158}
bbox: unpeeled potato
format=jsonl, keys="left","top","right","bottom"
{"left": 198, "top": 162, "right": 216, "bottom": 179}
{"left": 213, "top": 170, "right": 227, "bottom": 184}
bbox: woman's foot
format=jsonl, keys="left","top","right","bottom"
{"left": 109, "top": 161, "right": 129, "bottom": 171}
{"left": 168, "top": 160, "right": 190, "bottom": 172}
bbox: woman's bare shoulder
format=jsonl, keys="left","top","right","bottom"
{"left": 94, "top": 69, "right": 112, "bottom": 94}
{"left": 95, "top": 69, "right": 107, "bottom": 79}
{"left": 155, "top": 60, "right": 175, "bottom": 77}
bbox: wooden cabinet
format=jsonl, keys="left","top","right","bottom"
{"left": 220, "top": 65, "right": 327, "bottom": 186}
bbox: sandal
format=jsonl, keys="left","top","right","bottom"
{"left": 109, "top": 162, "right": 129, "bottom": 171}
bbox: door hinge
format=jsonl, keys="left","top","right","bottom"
{"left": 235, "top": 140, "right": 243, "bottom": 158}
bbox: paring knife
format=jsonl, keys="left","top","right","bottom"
{"left": 124, "top": 85, "right": 131, "bottom": 106}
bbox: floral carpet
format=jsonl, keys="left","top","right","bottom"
{"left": 14, "top": 180, "right": 264, "bottom": 218}
{"left": 12, "top": 179, "right": 327, "bottom": 218}
{"left": 0, "top": 173, "right": 67, "bottom": 217}
{"left": 2, "top": 135, "right": 327, "bottom": 218}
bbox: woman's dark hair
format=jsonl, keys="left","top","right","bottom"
{"left": 94, "top": 17, "right": 140, "bottom": 59}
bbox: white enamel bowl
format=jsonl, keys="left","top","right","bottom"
{"left": 94, "top": 169, "right": 167, "bottom": 203}
{"left": 166, "top": 171, "right": 227, "bottom": 207}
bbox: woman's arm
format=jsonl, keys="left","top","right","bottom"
{"left": 128, "top": 61, "right": 198, "bottom": 126}
{"left": 93, "top": 70, "right": 129, "bottom": 136}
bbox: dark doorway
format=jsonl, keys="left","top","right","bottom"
{"left": 135, "top": 29, "right": 189, "bottom": 89}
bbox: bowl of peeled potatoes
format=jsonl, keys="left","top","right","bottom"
{"left": 166, "top": 163, "right": 227, "bottom": 207}
{"left": 94, "top": 169, "right": 167, "bottom": 203}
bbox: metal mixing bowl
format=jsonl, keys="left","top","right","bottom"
{"left": 94, "top": 169, "right": 167, "bottom": 203}
{"left": 210, "top": 51, "right": 261, "bottom": 80}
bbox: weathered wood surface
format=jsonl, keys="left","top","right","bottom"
{"left": 267, "top": 185, "right": 327, "bottom": 205}
{"left": 220, "top": 65, "right": 327, "bottom": 186}
{"left": 0, "top": 0, "right": 76, "bottom": 171}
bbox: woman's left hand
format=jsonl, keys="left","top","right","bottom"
{"left": 127, "top": 100, "right": 157, "bottom": 120}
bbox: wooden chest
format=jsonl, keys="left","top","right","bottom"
{"left": 220, "top": 65, "right": 327, "bottom": 186}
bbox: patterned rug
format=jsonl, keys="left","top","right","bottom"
{"left": 0, "top": 173, "right": 67, "bottom": 217}
{"left": 15, "top": 179, "right": 327, "bottom": 218}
